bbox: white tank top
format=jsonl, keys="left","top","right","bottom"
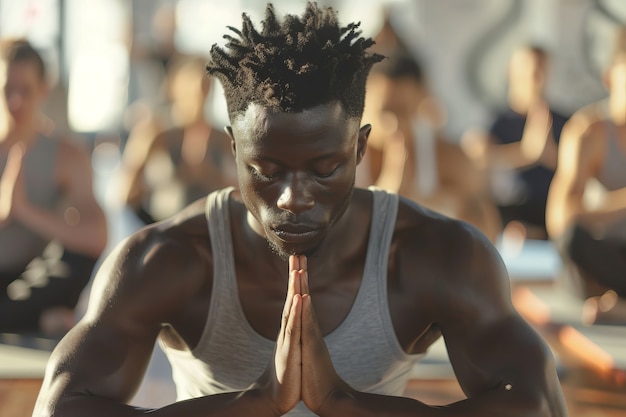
{"left": 160, "top": 187, "right": 423, "bottom": 416}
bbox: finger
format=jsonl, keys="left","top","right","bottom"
{"left": 289, "top": 255, "right": 300, "bottom": 273}
{"left": 299, "top": 269, "right": 310, "bottom": 296}
{"left": 298, "top": 256, "right": 309, "bottom": 295}
{"left": 280, "top": 294, "right": 302, "bottom": 370}
{"left": 279, "top": 270, "right": 297, "bottom": 344}
{"left": 299, "top": 255, "right": 307, "bottom": 273}
{"left": 284, "top": 294, "right": 302, "bottom": 349}
{"left": 301, "top": 294, "right": 321, "bottom": 342}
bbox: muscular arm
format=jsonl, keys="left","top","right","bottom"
{"left": 16, "top": 138, "right": 107, "bottom": 257}
{"left": 310, "top": 222, "right": 566, "bottom": 417}
{"left": 546, "top": 116, "right": 626, "bottom": 238}
{"left": 434, "top": 227, "right": 566, "bottom": 416}
{"left": 33, "top": 225, "right": 281, "bottom": 417}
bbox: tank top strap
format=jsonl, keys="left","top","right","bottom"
{"left": 365, "top": 187, "right": 399, "bottom": 281}
{"left": 363, "top": 187, "right": 408, "bottom": 359}
{"left": 197, "top": 187, "right": 245, "bottom": 349}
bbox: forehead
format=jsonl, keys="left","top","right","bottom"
{"left": 231, "top": 102, "right": 359, "bottom": 155}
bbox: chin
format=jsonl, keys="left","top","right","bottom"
{"left": 267, "top": 234, "right": 325, "bottom": 261}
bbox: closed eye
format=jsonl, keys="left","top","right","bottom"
{"left": 313, "top": 164, "right": 340, "bottom": 178}
{"left": 248, "top": 165, "right": 279, "bottom": 182}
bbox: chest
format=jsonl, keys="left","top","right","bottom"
{"left": 237, "top": 260, "right": 366, "bottom": 340}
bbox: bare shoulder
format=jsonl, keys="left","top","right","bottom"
{"left": 560, "top": 103, "right": 607, "bottom": 164}
{"left": 392, "top": 197, "right": 510, "bottom": 316}
{"left": 85, "top": 198, "right": 212, "bottom": 327}
{"left": 563, "top": 101, "right": 608, "bottom": 142}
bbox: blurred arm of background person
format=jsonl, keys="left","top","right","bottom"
{"left": 461, "top": 46, "right": 559, "bottom": 172}
{"left": 117, "top": 56, "right": 237, "bottom": 225}
{"left": 360, "top": 49, "right": 501, "bottom": 242}
{"left": 0, "top": 136, "right": 107, "bottom": 259}
{"left": 546, "top": 53, "right": 626, "bottom": 239}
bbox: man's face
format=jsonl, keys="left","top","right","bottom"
{"left": 2, "top": 61, "right": 46, "bottom": 127}
{"left": 230, "top": 101, "right": 368, "bottom": 259}
{"left": 367, "top": 74, "right": 423, "bottom": 121}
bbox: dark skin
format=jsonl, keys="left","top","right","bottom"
{"left": 34, "top": 101, "right": 567, "bottom": 416}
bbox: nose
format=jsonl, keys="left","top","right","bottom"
{"left": 277, "top": 175, "right": 314, "bottom": 215}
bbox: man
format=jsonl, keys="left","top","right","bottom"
{"left": 0, "top": 39, "right": 107, "bottom": 335}
{"left": 119, "top": 55, "right": 237, "bottom": 224}
{"left": 462, "top": 45, "right": 568, "bottom": 240}
{"left": 34, "top": 4, "right": 567, "bottom": 416}
{"left": 546, "top": 49, "right": 626, "bottom": 324}
{"left": 359, "top": 49, "right": 501, "bottom": 242}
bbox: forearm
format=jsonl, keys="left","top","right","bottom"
{"left": 117, "top": 165, "right": 146, "bottom": 208}
{"left": 573, "top": 206, "right": 626, "bottom": 232}
{"left": 558, "top": 195, "right": 626, "bottom": 234}
{"left": 319, "top": 385, "right": 562, "bottom": 417}
{"left": 45, "top": 388, "right": 279, "bottom": 417}
{"left": 17, "top": 203, "right": 107, "bottom": 257}
{"left": 488, "top": 143, "right": 534, "bottom": 170}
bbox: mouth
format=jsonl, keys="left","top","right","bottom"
{"left": 271, "top": 224, "right": 321, "bottom": 243}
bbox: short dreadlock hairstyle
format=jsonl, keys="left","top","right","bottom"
{"left": 206, "top": 2, "right": 384, "bottom": 120}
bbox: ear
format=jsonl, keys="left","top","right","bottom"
{"left": 225, "top": 126, "right": 236, "bottom": 158}
{"left": 356, "top": 124, "right": 371, "bottom": 165}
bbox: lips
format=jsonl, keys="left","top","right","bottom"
{"left": 271, "top": 224, "right": 321, "bottom": 243}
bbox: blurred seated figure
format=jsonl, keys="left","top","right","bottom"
{"left": 462, "top": 45, "right": 568, "bottom": 240}
{"left": 119, "top": 56, "right": 237, "bottom": 224}
{"left": 358, "top": 50, "right": 501, "bottom": 242}
{"left": 0, "top": 39, "right": 107, "bottom": 336}
{"left": 546, "top": 49, "right": 626, "bottom": 325}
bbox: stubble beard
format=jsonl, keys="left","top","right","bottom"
{"left": 267, "top": 181, "right": 355, "bottom": 262}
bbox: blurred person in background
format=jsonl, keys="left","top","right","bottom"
{"left": 34, "top": 4, "right": 566, "bottom": 416}
{"left": 118, "top": 55, "right": 237, "bottom": 224}
{"left": 0, "top": 39, "right": 107, "bottom": 336}
{"left": 359, "top": 49, "right": 501, "bottom": 242}
{"left": 546, "top": 44, "right": 626, "bottom": 325}
{"left": 462, "top": 45, "right": 569, "bottom": 241}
